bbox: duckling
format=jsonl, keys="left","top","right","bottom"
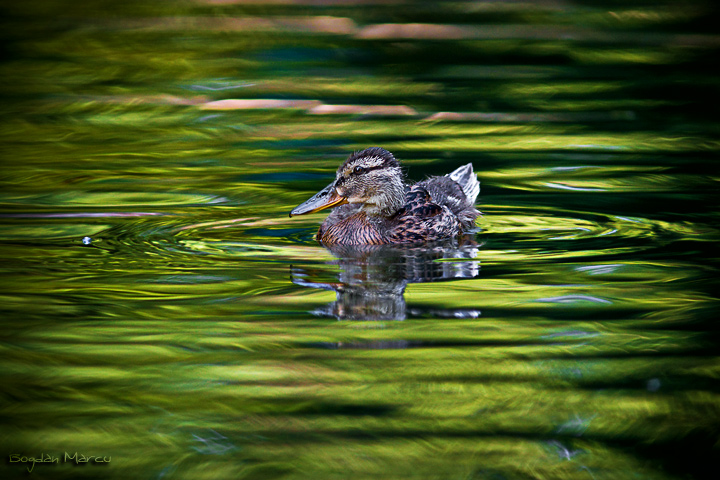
{"left": 290, "top": 147, "right": 479, "bottom": 245}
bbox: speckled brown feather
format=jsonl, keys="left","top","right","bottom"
{"left": 384, "top": 184, "right": 461, "bottom": 244}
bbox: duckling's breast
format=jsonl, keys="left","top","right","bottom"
{"left": 318, "top": 213, "right": 386, "bottom": 245}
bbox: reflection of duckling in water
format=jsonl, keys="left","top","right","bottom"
{"left": 291, "top": 240, "right": 482, "bottom": 321}
{"left": 290, "top": 147, "right": 480, "bottom": 245}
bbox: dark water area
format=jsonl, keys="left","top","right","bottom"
{"left": 1, "top": 1, "right": 719, "bottom": 479}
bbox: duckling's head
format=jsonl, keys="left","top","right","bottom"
{"left": 290, "top": 147, "right": 405, "bottom": 217}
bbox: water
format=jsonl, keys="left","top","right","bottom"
{"left": 1, "top": 1, "right": 719, "bottom": 479}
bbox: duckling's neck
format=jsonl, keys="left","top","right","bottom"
{"left": 360, "top": 175, "right": 405, "bottom": 217}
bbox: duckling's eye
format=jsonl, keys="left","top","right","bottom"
{"left": 353, "top": 166, "right": 365, "bottom": 175}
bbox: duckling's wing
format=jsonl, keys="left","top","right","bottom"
{"left": 447, "top": 163, "right": 480, "bottom": 205}
{"left": 386, "top": 185, "right": 459, "bottom": 244}
{"left": 420, "top": 176, "right": 468, "bottom": 216}
{"left": 418, "top": 177, "right": 478, "bottom": 230}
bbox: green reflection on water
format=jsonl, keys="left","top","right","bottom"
{"left": 1, "top": 1, "right": 719, "bottom": 479}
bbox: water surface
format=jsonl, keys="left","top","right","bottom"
{"left": 1, "top": 1, "right": 719, "bottom": 479}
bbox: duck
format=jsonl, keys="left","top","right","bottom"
{"left": 289, "top": 147, "right": 480, "bottom": 245}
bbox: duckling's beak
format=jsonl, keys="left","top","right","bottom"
{"left": 289, "top": 181, "right": 348, "bottom": 217}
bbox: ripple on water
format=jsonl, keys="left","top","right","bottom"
{"left": 0, "top": 191, "right": 230, "bottom": 207}
{"left": 97, "top": 203, "right": 709, "bottom": 270}
{"left": 478, "top": 205, "right": 710, "bottom": 264}
{"left": 12, "top": 197, "right": 704, "bottom": 280}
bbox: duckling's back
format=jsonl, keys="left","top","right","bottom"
{"left": 418, "top": 163, "right": 480, "bottom": 230}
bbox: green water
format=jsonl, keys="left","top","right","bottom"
{"left": 1, "top": 1, "right": 719, "bottom": 479}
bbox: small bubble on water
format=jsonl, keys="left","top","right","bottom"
{"left": 647, "top": 378, "right": 661, "bottom": 392}
{"left": 82, "top": 236, "right": 92, "bottom": 245}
